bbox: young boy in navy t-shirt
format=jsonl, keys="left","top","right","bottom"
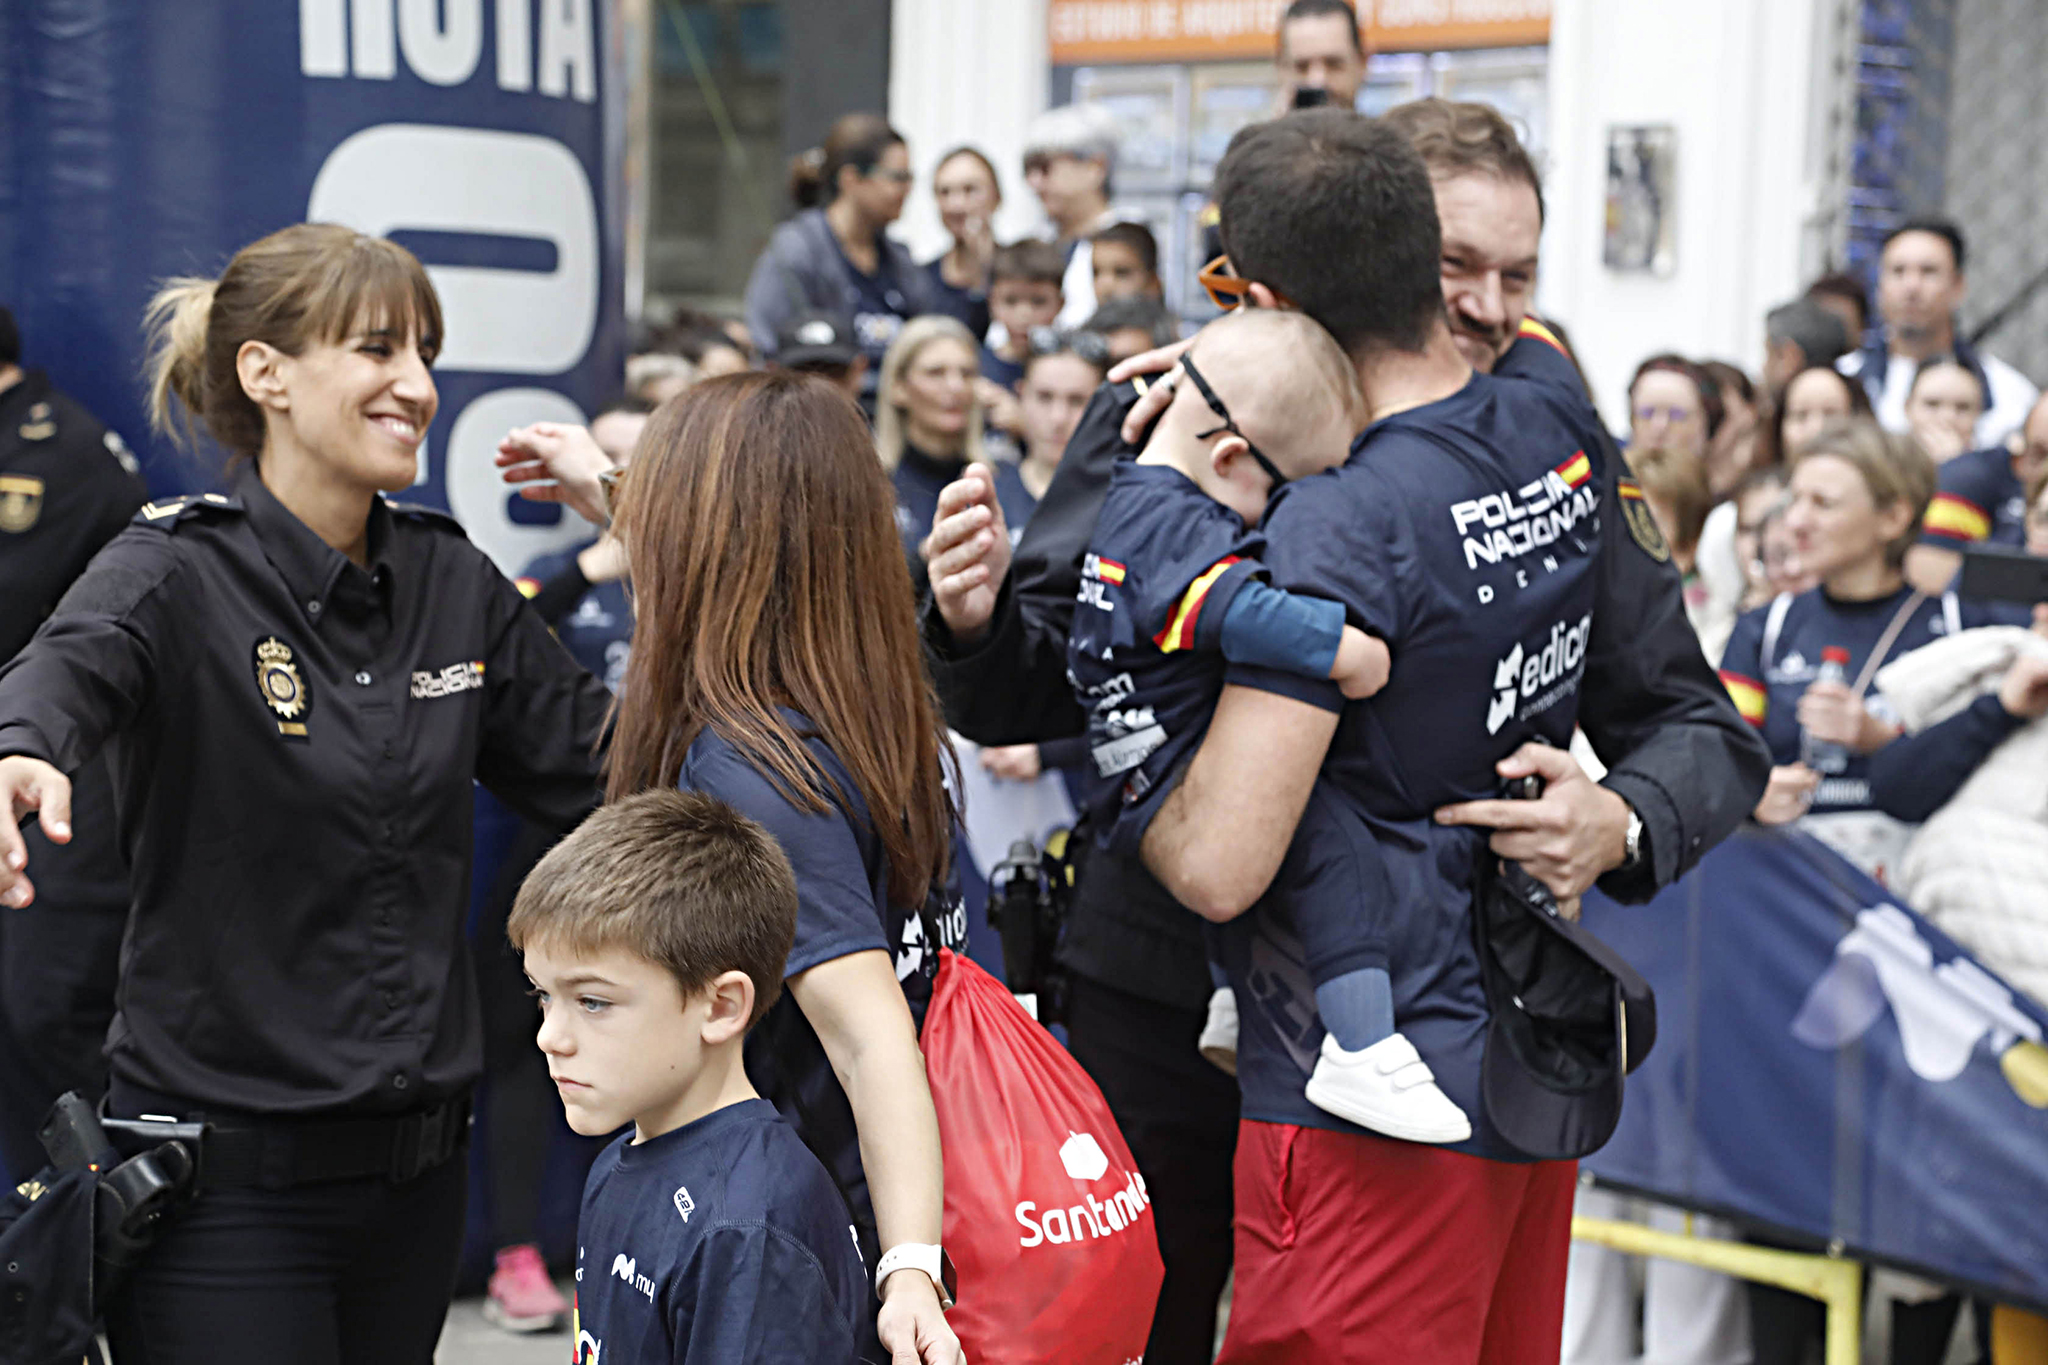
{"left": 1068, "top": 309, "right": 1471, "bottom": 1143}
{"left": 510, "top": 790, "right": 871, "bottom": 1365}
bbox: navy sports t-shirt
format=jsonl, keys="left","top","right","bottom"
{"left": 1220, "top": 369, "right": 1612, "bottom": 1160}
{"left": 1717, "top": 586, "right": 1984, "bottom": 813}
{"left": 979, "top": 347, "right": 1025, "bottom": 391}
{"left": 678, "top": 717, "right": 966, "bottom": 1267}
{"left": 517, "top": 543, "right": 635, "bottom": 692}
{"left": 572, "top": 1098, "right": 870, "bottom": 1365}
{"left": 1067, "top": 456, "right": 1270, "bottom": 841}
{"left": 1921, "top": 446, "right": 2027, "bottom": 550}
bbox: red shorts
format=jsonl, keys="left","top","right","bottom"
{"left": 1218, "top": 1120, "right": 1576, "bottom": 1365}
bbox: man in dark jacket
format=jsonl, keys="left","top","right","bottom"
{"left": 919, "top": 114, "right": 1767, "bottom": 1364}
{"left": 0, "top": 306, "right": 150, "bottom": 1178}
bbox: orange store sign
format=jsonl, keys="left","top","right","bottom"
{"left": 1048, "top": 0, "right": 1551, "bottom": 63}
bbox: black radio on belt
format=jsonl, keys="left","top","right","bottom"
{"left": 37, "top": 1092, "right": 205, "bottom": 1307}
{"left": 988, "top": 829, "right": 1079, "bottom": 1026}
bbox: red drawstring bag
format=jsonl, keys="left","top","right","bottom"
{"left": 922, "top": 949, "right": 1165, "bottom": 1364}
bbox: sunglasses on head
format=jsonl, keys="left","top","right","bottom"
{"left": 1179, "top": 353, "right": 1288, "bottom": 488}
{"left": 1026, "top": 326, "right": 1110, "bottom": 367}
{"left": 1195, "top": 255, "right": 1295, "bottom": 313}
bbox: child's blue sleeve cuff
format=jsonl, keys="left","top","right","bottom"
{"left": 1217, "top": 579, "right": 1346, "bottom": 679}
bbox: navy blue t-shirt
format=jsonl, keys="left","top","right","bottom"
{"left": 991, "top": 461, "right": 1040, "bottom": 540}
{"left": 678, "top": 718, "right": 965, "bottom": 1262}
{"left": 1068, "top": 457, "right": 1272, "bottom": 841}
{"left": 922, "top": 257, "right": 989, "bottom": 340}
{"left": 1921, "top": 445, "right": 2028, "bottom": 551}
{"left": 572, "top": 1098, "right": 871, "bottom": 1365}
{"left": 1717, "top": 586, "right": 1983, "bottom": 813}
{"left": 979, "top": 347, "right": 1025, "bottom": 391}
{"left": 518, "top": 543, "right": 635, "bottom": 692}
{"left": 1219, "top": 367, "right": 1613, "bottom": 1160}
{"left": 830, "top": 236, "right": 917, "bottom": 399}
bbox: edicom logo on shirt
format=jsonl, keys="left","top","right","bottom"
{"left": 1487, "top": 613, "right": 1593, "bottom": 735}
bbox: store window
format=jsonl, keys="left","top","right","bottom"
{"left": 637, "top": 2, "right": 788, "bottom": 321}
{"left": 1053, "top": 2, "right": 1549, "bottom": 322}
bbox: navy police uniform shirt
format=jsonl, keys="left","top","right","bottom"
{"left": 573, "top": 1098, "right": 869, "bottom": 1365}
{"left": 0, "top": 463, "right": 610, "bottom": 1116}
{"left": 0, "top": 371, "right": 148, "bottom": 659}
{"left": 678, "top": 717, "right": 965, "bottom": 1269}
{"left": 517, "top": 543, "right": 634, "bottom": 693}
{"left": 1921, "top": 446, "right": 2028, "bottom": 551}
{"left": 1218, "top": 365, "right": 1616, "bottom": 1160}
{"left": 1717, "top": 586, "right": 1986, "bottom": 813}
{"left": 1068, "top": 456, "right": 1269, "bottom": 842}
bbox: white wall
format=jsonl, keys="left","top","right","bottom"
{"left": 888, "top": 0, "right": 1053, "bottom": 263}
{"left": 1541, "top": 0, "right": 1837, "bottom": 430}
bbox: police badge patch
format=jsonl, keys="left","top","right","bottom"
{"left": 17, "top": 402, "right": 56, "bottom": 442}
{"left": 253, "top": 636, "right": 312, "bottom": 738}
{"left": 0, "top": 475, "right": 43, "bottom": 533}
{"left": 1616, "top": 478, "right": 1670, "bottom": 563}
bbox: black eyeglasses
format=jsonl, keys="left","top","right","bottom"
{"left": 1179, "top": 353, "right": 1288, "bottom": 487}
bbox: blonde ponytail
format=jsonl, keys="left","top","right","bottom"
{"left": 143, "top": 276, "right": 217, "bottom": 450}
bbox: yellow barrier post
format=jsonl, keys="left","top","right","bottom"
{"left": 1571, "top": 1215, "right": 1862, "bottom": 1365}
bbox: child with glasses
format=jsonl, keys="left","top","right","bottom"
{"left": 1067, "top": 308, "right": 1473, "bottom": 1143}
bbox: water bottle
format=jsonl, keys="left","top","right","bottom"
{"left": 1800, "top": 646, "right": 1852, "bottom": 775}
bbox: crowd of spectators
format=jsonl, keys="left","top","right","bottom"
{"left": 1591, "top": 217, "right": 2048, "bottom": 1365}
{"left": 8, "top": 5, "right": 2046, "bottom": 1357}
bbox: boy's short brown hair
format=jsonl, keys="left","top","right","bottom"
{"left": 990, "top": 240, "right": 1068, "bottom": 289}
{"left": 507, "top": 790, "right": 798, "bottom": 1029}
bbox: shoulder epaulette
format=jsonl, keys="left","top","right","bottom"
{"left": 383, "top": 499, "right": 467, "bottom": 534}
{"left": 133, "top": 492, "right": 242, "bottom": 528}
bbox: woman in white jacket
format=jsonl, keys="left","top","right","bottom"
{"left": 1871, "top": 467, "right": 2048, "bottom": 1364}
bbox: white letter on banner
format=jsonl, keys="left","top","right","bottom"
{"left": 496, "top": 0, "right": 533, "bottom": 91}
{"left": 537, "top": 0, "right": 597, "bottom": 103}
{"left": 307, "top": 124, "right": 599, "bottom": 374}
{"left": 301, "top": 0, "right": 348, "bottom": 76}
{"left": 443, "top": 388, "right": 598, "bottom": 574}
{"left": 351, "top": 0, "right": 398, "bottom": 79}
{"left": 398, "top": 0, "right": 484, "bottom": 86}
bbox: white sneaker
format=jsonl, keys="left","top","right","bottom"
{"left": 1303, "top": 1032, "right": 1472, "bottom": 1143}
{"left": 1198, "top": 987, "right": 1239, "bottom": 1075}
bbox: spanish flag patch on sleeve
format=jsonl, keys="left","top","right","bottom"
{"left": 1154, "top": 557, "right": 1241, "bottom": 653}
{"left": 1717, "top": 669, "right": 1768, "bottom": 726}
{"left": 514, "top": 576, "right": 542, "bottom": 598}
{"left": 1922, "top": 491, "right": 1991, "bottom": 544}
{"left": 1555, "top": 450, "right": 1592, "bottom": 489}
{"left": 1519, "top": 317, "right": 1571, "bottom": 358}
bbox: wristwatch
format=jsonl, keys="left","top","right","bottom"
{"left": 1620, "top": 805, "right": 1645, "bottom": 870}
{"left": 875, "top": 1243, "right": 958, "bottom": 1310}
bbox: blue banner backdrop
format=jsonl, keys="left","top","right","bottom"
{"left": 1581, "top": 828, "right": 2048, "bottom": 1312}
{"left": 0, "top": 0, "right": 624, "bottom": 573}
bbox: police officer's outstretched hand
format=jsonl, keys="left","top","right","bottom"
{"left": 0, "top": 755, "right": 72, "bottom": 908}
{"left": 921, "top": 464, "right": 1010, "bottom": 645}
{"left": 1434, "top": 743, "right": 1631, "bottom": 902}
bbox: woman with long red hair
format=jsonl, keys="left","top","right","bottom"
{"left": 513, "top": 372, "right": 968, "bottom": 1364}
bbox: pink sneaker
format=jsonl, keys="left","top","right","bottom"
{"left": 483, "top": 1243, "right": 568, "bottom": 1334}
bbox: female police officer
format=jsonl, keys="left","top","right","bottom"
{"left": 0, "top": 223, "right": 611, "bottom": 1363}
